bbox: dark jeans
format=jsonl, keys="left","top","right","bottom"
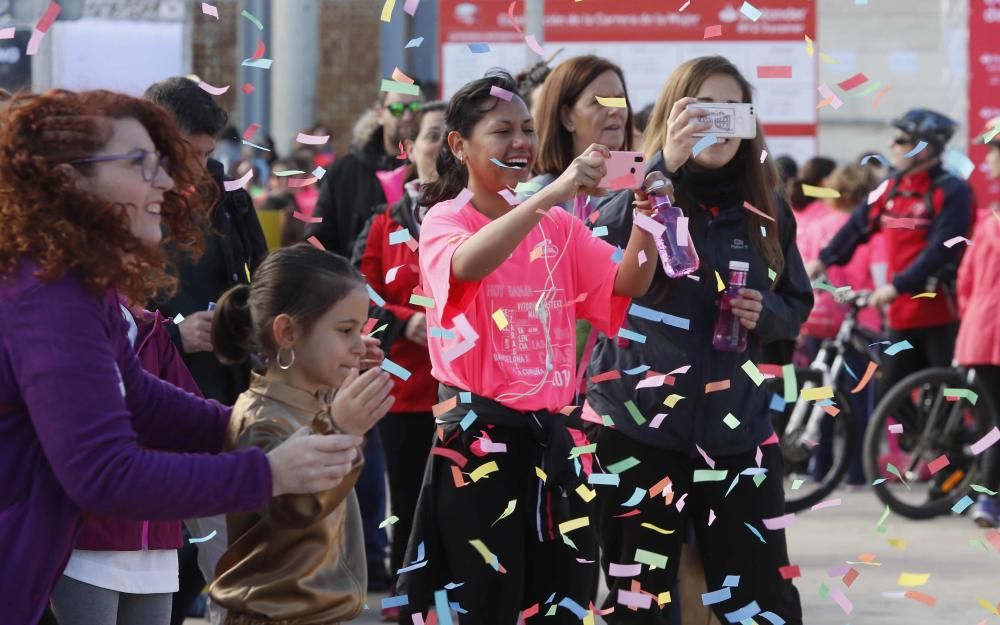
{"left": 591, "top": 426, "right": 803, "bottom": 625}
{"left": 877, "top": 323, "right": 958, "bottom": 402}
{"left": 379, "top": 411, "right": 436, "bottom": 576}
{"left": 974, "top": 365, "right": 1000, "bottom": 492}
{"left": 358, "top": 426, "right": 389, "bottom": 572}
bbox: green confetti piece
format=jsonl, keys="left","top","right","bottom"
{"left": 634, "top": 547, "right": 669, "bottom": 569}
{"left": 768, "top": 268, "right": 777, "bottom": 281}
{"left": 694, "top": 469, "right": 729, "bottom": 482}
{"left": 752, "top": 472, "right": 767, "bottom": 487}
{"left": 782, "top": 364, "right": 797, "bottom": 403}
{"left": 885, "top": 463, "right": 911, "bottom": 490}
{"left": 791, "top": 479, "right": 804, "bottom": 490}
{"left": 601, "top": 414, "right": 614, "bottom": 427}
{"left": 241, "top": 9, "right": 264, "bottom": 29}
{"left": 368, "top": 323, "right": 388, "bottom": 337}
{"left": 624, "top": 400, "right": 647, "bottom": 425}
{"left": 969, "top": 539, "right": 991, "bottom": 552}
{"left": 514, "top": 181, "right": 543, "bottom": 194}
{"left": 818, "top": 582, "right": 830, "bottom": 598}
{"left": 943, "top": 387, "right": 978, "bottom": 405}
{"left": 569, "top": 444, "right": 597, "bottom": 459}
{"left": 608, "top": 456, "right": 641, "bottom": 474}
{"left": 408, "top": 294, "right": 435, "bottom": 308}
{"left": 381, "top": 79, "right": 421, "bottom": 96}
{"left": 741, "top": 361, "right": 765, "bottom": 386}
{"left": 545, "top": 604, "right": 558, "bottom": 616}
{"left": 723, "top": 412, "right": 741, "bottom": 429}
{"left": 852, "top": 80, "right": 883, "bottom": 96}
{"left": 971, "top": 484, "right": 998, "bottom": 496}
{"left": 379, "top": 515, "right": 399, "bottom": 528}
{"left": 876, "top": 505, "right": 890, "bottom": 533}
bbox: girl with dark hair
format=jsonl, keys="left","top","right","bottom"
{"left": 0, "top": 90, "right": 366, "bottom": 625}
{"left": 787, "top": 157, "right": 837, "bottom": 249}
{"left": 587, "top": 56, "right": 811, "bottom": 625}
{"left": 398, "top": 71, "right": 659, "bottom": 624}
{"left": 209, "top": 243, "right": 395, "bottom": 625}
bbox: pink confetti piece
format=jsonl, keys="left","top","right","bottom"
{"left": 35, "top": 1, "right": 61, "bottom": 32}
{"left": 676, "top": 216, "right": 690, "bottom": 246}
{"left": 498, "top": 189, "right": 523, "bottom": 206}
{"left": 296, "top": 132, "right": 330, "bottom": 145}
{"left": 403, "top": 0, "right": 420, "bottom": 15}
{"left": 708, "top": 509, "right": 716, "bottom": 525}
{"left": 306, "top": 236, "right": 325, "bottom": 250}
{"left": 827, "top": 564, "right": 851, "bottom": 577}
{"left": 971, "top": 426, "right": 1000, "bottom": 455}
{"left": 609, "top": 563, "right": 642, "bottom": 577}
{"left": 757, "top": 66, "right": 793, "bottom": 79}
{"left": 868, "top": 178, "right": 890, "bottom": 204}
{"left": 449, "top": 187, "right": 474, "bottom": 212}
{"left": 704, "top": 24, "right": 722, "bottom": 39}
{"left": 292, "top": 211, "right": 322, "bottom": 224}
{"left": 392, "top": 67, "right": 415, "bottom": 84}
{"left": 944, "top": 236, "right": 971, "bottom": 248}
{"left": 242, "top": 123, "right": 260, "bottom": 141}
{"left": 817, "top": 84, "right": 843, "bottom": 109}
{"left": 241, "top": 82, "right": 255, "bottom": 94}
{"left": 743, "top": 201, "right": 776, "bottom": 222}
{"left": 638, "top": 250, "right": 648, "bottom": 266}
{"left": 650, "top": 413, "right": 668, "bottom": 428}
{"left": 695, "top": 444, "right": 716, "bottom": 469}
{"left": 889, "top": 423, "right": 903, "bottom": 434}
{"left": 201, "top": 2, "right": 219, "bottom": 18}
{"left": 0, "top": 27, "right": 16, "bottom": 39}
{"left": 223, "top": 168, "right": 253, "bottom": 191}
{"left": 927, "top": 454, "right": 950, "bottom": 475}
{"left": 618, "top": 589, "right": 652, "bottom": 609}
{"left": 250, "top": 40, "right": 266, "bottom": 61}
{"left": 837, "top": 72, "right": 869, "bottom": 91}
{"left": 810, "top": 498, "right": 842, "bottom": 511}
{"left": 680, "top": 0, "right": 690, "bottom": 10}
{"left": 759, "top": 150, "right": 767, "bottom": 163}
{"left": 198, "top": 80, "right": 231, "bottom": 96}
{"left": 634, "top": 212, "right": 666, "bottom": 237}
{"left": 525, "top": 34, "right": 547, "bottom": 56}
{"left": 675, "top": 492, "right": 688, "bottom": 512}
{"left": 636, "top": 375, "right": 669, "bottom": 389}
{"left": 507, "top": 1, "right": 522, "bottom": 33}
{"left": 755, "top": 446, "right": 763, "bottom": 467}
{"left": 490, "top": 85, "right": 514, "bottom": 101}
{"left": 762, "top": 513, "right": 796, "bottom": 530}
{"left": 829, "top": 588, "right": 854, "bottom": 615}
{"left": 288, "top": 176, "right": 318, "bottom": 188}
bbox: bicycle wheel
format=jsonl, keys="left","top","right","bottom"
{"left": 770, "top": 368, "right": 857, "bottom": 513}
{"left": 864, "top": 367, "right": 997, "bottom": 519}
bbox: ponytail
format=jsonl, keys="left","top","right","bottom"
{"left": 212, "top": 284, "right": 253, "bottom": 364}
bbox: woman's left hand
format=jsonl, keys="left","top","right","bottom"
{"left": 633, "top": 172, "right": 674, "bottom": 217}
{"left": 731, "top": 288, "right": 764, "bottom": 330}
{"left": 359, "top": 335, "right": 385, "bottom": 370}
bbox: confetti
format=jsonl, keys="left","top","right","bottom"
{"left": 189, "top": 530, "right": 217, "bottom": 543}
{"left": 740, "top": 1, "right": 762, "bottom": 21}
{"left": 705, "top": 380, "right": 731, "bottom": 393}
{"left": 618, "top": 590, "right": 652, "bottom": 609}
{"left": 904, "top": 141, "right": 929, "bottom": 158}
{"left": 381, "top": 594, "right": 409, "bottom": 609}
{"left": 595, "top": 96, "right": 628, "bottom": 108}
{"left": 240, "top": 9, "right": 264, "bottom": 30}
{"left": 26, "top": 1, "right": 60, "bottom": 55}
{"left": 927, "top": 454, "right": 950, "bottom": 475}
{"left": 743, "top": 201, "right": 776, "bottom": 222}
{"left": 525, "top": 34, "right": 547, "bottom": 56}
{"left": 779, "top": 565, "right": 801, "bottom": 579}
{"left": 850, "top": 361, "right": 878, "bottom": 393}
{"left": 490, "top": 85, "right": 515, "bottom": 101}
{"left": 884, "top": 339, "right": 914, "bottom": 356}
{"left": 640, "top": 522, "right": 675, "bottom": 535}
{"left": 694, "top": 469, "right": 728, "bottom": 482}
{"left": 223, "top": 168, "right": 253, "bottom": 191}
{"left": 405, "top": 36, "right": 424, "bottom": 48}
{"left": 609, "top": 563, "right": 642, "bottom": 577}
{"left": 381, "top": 79, "right": 421, "bottom": 96}
{"left": 811, "top": 498, "right": 842, "bottom": 511}
{"left": 379, "top": 515, "right": 400, "bottom": 528}
{"left": 837, "top": 72, "right": 869, "bottom": 91}
{"left": 403, "top": 0, "right": 420, "bottom": 15}
{"left": 704, "top": 24, "right": 722, "bottom": 39}
{"left": 744, "top": 522, "right": 766, "bottom": 543}
{"left": 944, "top": 236, "right": 972, "bottom": 248}
{"left": 762, "top": 514, "right": 797, "bottom": 530}
{"left": 741, "top": 360, "right": 766, "bottom": 386}
{"left": 389, "top": 228, "right": 412, "bottom": 245}
{"left": 952, "top": 495, "right": 974, "bottom": 514}
{"left": 198, "top": 80, "right": 231, "bottom": 96}
{"left": 701, "top": 587, "right": 732, "bottom": 605}
{"left": 381, "top": 358, "right": 412, "bottom": 381}
{"left": 904, "top": 590, "right": 937, "bottom": 607}
{"left": 634, "top": 548, "right": 668, "bottom": 569}
{"left": 469, "top": 460, "right": 499, "bottom": 482}
{"left": 801, "top": 184, "right": 840, "bottom": 199}
{"left": 201, "top": 3, "right": 219, "bottom": 18}
{"left": 800, "top": 386, "right": 833, "bottom": 401}
{"left": 306, "top": 236, "right": 325, "bottom": 251}
{"left": 692, "top": 134, "right": 719, "bottom": 157}
{"left": 468, "top": 42, "right": 490, "bottom": 53}
{"left": 757, "top": 66, "right": 793, "bottom": 79}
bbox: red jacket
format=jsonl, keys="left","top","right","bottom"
{"left": 75, "top": 306, "right": 202, "bottom": 551}
{"left": 820, "top": 165, "right": 972, "bottom": 330}
{"left": 355, "top": 191, "right": 437, "bottom": 413}
{"left": 956, "top": 209, "right": 1000, "bottom": 366}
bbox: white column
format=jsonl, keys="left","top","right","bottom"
{"left": 270, "top": 0, "right": 319, "bottom": 155}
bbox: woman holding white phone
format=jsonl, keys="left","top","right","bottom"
{"left": 585, "top": 56, "right": 811, "bottom": 625}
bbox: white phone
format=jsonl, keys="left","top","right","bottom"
{"left": 692, "top": 103, "right": 757, "bottom": 139}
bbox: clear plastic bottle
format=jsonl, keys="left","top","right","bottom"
{"left": 712, "top": 260, "right": 750, "bottom": 352}
{"left": 651, "top": 195, "right": 700, "bottom": 278}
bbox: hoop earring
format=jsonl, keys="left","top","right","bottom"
{"left": 276, "top": 347, "right": 295, "bottom": 370}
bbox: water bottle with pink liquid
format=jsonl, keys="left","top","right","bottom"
{"left": 651, "top": 195, "right": 700, "bottom": 278}
{"left": 712, "top": 260, "right": 750, "bottom": 352}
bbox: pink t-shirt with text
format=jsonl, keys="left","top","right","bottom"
{"left": 418, "top": 200, "right": 630, "bottom": 413}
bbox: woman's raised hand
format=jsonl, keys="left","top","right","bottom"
{"left": 633, "top": 172, "right": 674, "bottom": 216}
{"left": 663, "top": 97, "right": 713, "bottom": 173}
{"left": 549, "top": 143, "right": 611, "bottom": 204}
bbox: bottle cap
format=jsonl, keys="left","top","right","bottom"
{"left": 729, "top": 260, "right": 750, "bottom": 271}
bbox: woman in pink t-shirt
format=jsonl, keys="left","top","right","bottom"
{"left": 396, "top": 71, "right": 660, "bottom": 624}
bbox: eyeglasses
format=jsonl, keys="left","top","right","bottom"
{"left": 72, "top": 150, "right": 169, "bottom": 183}
{"left": 892, "top": 136, "right": 915, "bottom": 146}
{"left": 387, "top": 101, "right": 423, "bottom": 117}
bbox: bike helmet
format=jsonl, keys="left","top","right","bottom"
{"left": 891, "top": 109, "right": 958, "bottom": 152}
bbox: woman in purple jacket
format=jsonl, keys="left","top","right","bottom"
{"left": 0, "top": 90, "right": 365, "bottom": 625}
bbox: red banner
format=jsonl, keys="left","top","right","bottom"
{"left": 968, "top": 0, "right": 1000, "bottom": 211}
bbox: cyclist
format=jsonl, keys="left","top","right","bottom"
{"left": 958, "top": 115, "right": 1000, "bottom": 527}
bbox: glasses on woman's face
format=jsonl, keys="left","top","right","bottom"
{"left": 892, "top": 136, "right": 915, "bottom": 147}
{"left": 386, "top": 101, "right": 423, "bottom": 117}
{"left": 72, "top": 149, "right": 170, "bottom": 183}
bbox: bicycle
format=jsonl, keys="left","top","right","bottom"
{"left": 771, "top": 289, "right": 881, "bottom": 513}
{"left": 863, "top": 364, "right": 997, "bottom": 519}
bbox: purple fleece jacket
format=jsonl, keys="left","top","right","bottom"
{"left": 0, "top": 260, "right": 273, "bottom": 625}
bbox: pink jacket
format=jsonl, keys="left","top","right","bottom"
{"left": 956, "top": 210, "right": 1000, "bottom": 366}
{"left": 798, "top": 210, "right": 885, "bottom": 338}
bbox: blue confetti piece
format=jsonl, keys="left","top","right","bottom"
{"left": 725, "top": 601, "right": 761, "bottom": 623}
{"left": 621, "top": 486, "right": 646, "bottom": 507}
{"left": 545, "top": 592, "right": 557, "bottom": 604}
{"left": 624, "top": 365, "right": 651, "bottom": 375}
{"left": 312, "top": 166, "right": 327, "bottom": 179}
{"left": 723, "top": 575, "right": 741, "bottom": 587}
{"left": 242, "top": 58, "right": 273, "bottom": 69}
{"left": 692, "top": 134, "right": 719, "bottom": 158}
{"left": 558, "top": 597, "right": 587, "bottom": 619}
{"left": 449, "top": 601, "right": 468, "bottom": 614}
{"left": 460, "top": 391, "right": 472, "bottom": 403}
{"left": 952, "top": 495, "right": 974, "bottom": 514}
{"left": 769, "top": 394, "right": 786, "bottom": 412}
{"left": 242, "top": 140, "right": 271, "bottom": 151}
{"left": 617, "top": 328, "right": 647, "bottom": 344}
{"left": 592, "top": 226, "right": 609, "bottom": 237}
{"left": 860, "top": 153, "right": 889, "bottom": 168}
{"left": 740, "top": 1, "right": 762, "bottom": 21}
{"left": 489, "top": 157, "right": 523, "bottom": 169}
{"left": 588, "top": 472, "right": 621, "bottom": 486}
{"left": 389, "top": 229, "right": 411, "bottom": 245}
{"left": 444, "top": 582, "right": 465, "bottom": 590}
{"left": 381, "top": 595, "right": 409, "bottom": 609}
{"left": 430, "top": 327, "right": 456, "bottom": 339}
{"left": 904, "top": 141, "right": 928, "bottom": 158}
{"left": 434, "top": 590, "right": 453, "bottom": 625}
{"left": 189, "top": 530, "right": 217, "bottom": 544}
{"left": 884, "top": 340, "right": 913, "bottom": 356}
{"left": 662, "top": 313, "right": 691, "bottom": 330}
{"left": 702, "top": 586, "right": 732, "bottom": 605}
{"left": 629, "top": 303, "right": 663, "bottom": 321}
{"left": 943, "top": 148, "right": 975, "bottom": 179}
{"left": 381, "top": 358, "right": 412, "bottom": 381}
{"left": 611, "top": 246, "right": 624, "bottom": 263}
{"left": 468, "top": 42, "right": 490, "bottom": 53}
{"left": 758, "top": 612, "right": 786, "bottom": 625}
{"left": 744, "top": 522, "right": 767, "bottom": 543}
{"left": 405, "top": 36, "right": 424, "bottom": 48}
{"left": 367, "top": 284, "right": 386, "bottom": 307}
{"left": 459, "top": 410, "right": 478, "bottom": 431}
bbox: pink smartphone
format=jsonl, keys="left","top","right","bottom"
{"left": 600, "top": 151, "right": 645, "bottom": 190}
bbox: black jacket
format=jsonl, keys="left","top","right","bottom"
{"left": 586, "top": 153, "right": 813, "bottom": 456}
{"left": 152, "top": 158, "right": 269, "bottom": 405}
{"left": 307, "top": 127, "right": 399, "bottom": 258}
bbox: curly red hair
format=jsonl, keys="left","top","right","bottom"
{"left": 0, "top": 89, "right": 218, "bottom": 303}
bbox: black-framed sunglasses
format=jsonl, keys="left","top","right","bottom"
{"left": 892, "top": 136, "right": 915, "bottom": 146}
{"left": 72, "top": 150, "right": 169, "bottom": 183}
{"left": 387, "top": 101, "right": 423, "bottom": 117}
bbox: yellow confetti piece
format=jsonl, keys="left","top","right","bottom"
{"left": 640, "top": 522, "right": 676, "bottom": 535}
{"left": 977, "top": 597, "right": 1000, "bottom": 616}
{"left": 378, "top": 515, "right": 399, "bottom": 528}
{"left": 897, "top": 572, "right": 931, "bottom": 587}
{"left": 469, "top": 539, "right": 499, "bottom": 567}
{"left": 657, "top": 591, "right": 673, "bottom": 606}
{"left": 804, "top": 35, "right": 814, "bottom": 57}
{"left": 888, "top": 538, "right": 908, "bottom": 549}
{"left": 558, "top": 516, "right": 590, "bottom": 535}
{"left": 819, "top": 52, "right": 838, "bottom": 64}
{"left": 380, "top": 0, "right": 395, "bottom": 22}
{"left": 715, "top": 270, "right": 725, "bottom": 292}
{"left": 535, "top": 466, "right": 547, "bottom": 483}
{"left": 530, "top": 244, "right": 544, "bottom": 262}
{"left": 664, "top": 394, "right": 685, "bottom": 408}
{"left": 244, "top": 262, "right": 251, "bottom": 283}
{"left": 801, "top": 386, "right": 834, "bottom": 401}
{"left": 801, "top": 184, "right": 841, "bottom": 199}
{"left": 595, "top": 96, "right": 627, "bottom": 108}
{"left": 492, "top": 309, "right": 509, "bottom": 330}
{"left": 583, "top": 609, "right": 596, "bottom": 625}
{"left": 469, "top": 460, "right": 499, "bottom": 482}
{"left": 492, "top": 499, "right": 517, "bottom": 526}
{"left": 575, "top": 483, "right": 597, "bottom": 502}
{"left": 913, "top": 292, "right": 937, "bottom": 299}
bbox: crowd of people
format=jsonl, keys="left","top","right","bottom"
{"left": 1, "top": 50, "right": 998, "bottom": 625}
